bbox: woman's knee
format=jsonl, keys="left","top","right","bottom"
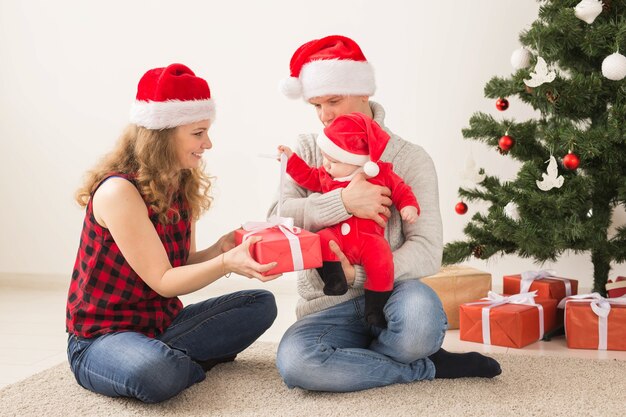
{"left": 251, "top": 289, "right": 278, "bottom": 330}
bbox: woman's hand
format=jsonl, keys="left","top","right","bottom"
{"left": 328, "top": 240, "right": 356, "bottom": 286}
{"left": 222, "top": 236, "right": 282, "bottom": 282}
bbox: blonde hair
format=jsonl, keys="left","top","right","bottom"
{"left": 76, "top": 124, "right": 212, "bottom": 224}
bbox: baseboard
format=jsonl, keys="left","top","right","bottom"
{"left": 0, "top": 272, "right": 68, "bottom": 290}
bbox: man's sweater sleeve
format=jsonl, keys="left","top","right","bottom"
{"left": 390, "top": 144, "right": 443, "bottom": 281}
{"left": 267, "top": 134, "right": 351, "bottom": 232}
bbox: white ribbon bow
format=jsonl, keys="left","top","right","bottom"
{"left": 466, "top": 291, "right": 544, "bottom": 345}
{"left": 240, "top": 154, "right": 304, "bottom": 271}
{"left": 558, "top": 293, "right": 626, "bottom": 350}
{"left": 520, "top": 269, "right": 573, "bottom": 297}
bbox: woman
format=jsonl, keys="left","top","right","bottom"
{"left": 66, "top": 63, "right": 279, "bottom": 403}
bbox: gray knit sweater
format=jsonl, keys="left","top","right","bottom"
{"left": 268, "top": 101, "right": 443, "bottom": 319}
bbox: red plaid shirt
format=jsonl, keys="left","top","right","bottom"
{"left": 66, "top": 174, "right": 188, "bottom": 338}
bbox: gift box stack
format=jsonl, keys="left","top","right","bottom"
{"left": 459, "top": 270, "right": 577, "bottom": 349}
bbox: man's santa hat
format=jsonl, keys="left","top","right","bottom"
{"left": 130, "top": 63, "right": 216, "bottom": 130}
{"left": 316, "top": 112, "right": 389, "bottom": 177}
{"left": 280, "top": 35, "right": 376, "bottom": 100}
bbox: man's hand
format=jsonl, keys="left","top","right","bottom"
{"left": 341, "top": 173, "right": 392, "bottom": 227}
{"left": 329, "top": 241, "right": 356, "bottom": 286}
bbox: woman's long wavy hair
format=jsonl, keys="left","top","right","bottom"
{"left": 76, "top": 124, "right": 212, "bottom": 224}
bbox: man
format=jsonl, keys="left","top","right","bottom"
{"left": 269, "top": 35, "right": 501, "bottom": 392}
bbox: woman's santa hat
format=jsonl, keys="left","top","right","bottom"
{"left": 280, "top": 35, "right": 376, "bottom": 100}
{"left": 316, "top": 112, "right": 389, "bottom": 177}
{"left": 130, "top": 63, "right": 216, "bottom": 130}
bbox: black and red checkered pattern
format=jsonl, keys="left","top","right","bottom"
{"left": 66, "top": 174, "right": 189, "bottom": 338}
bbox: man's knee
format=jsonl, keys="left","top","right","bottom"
{"left": 386, "top": 280, "right": 447, "bottom": 362}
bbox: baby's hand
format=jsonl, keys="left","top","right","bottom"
{"left": 277, "top": 145, "right": 293, "bottom": 159}
{"left": 400, "top": 206, "right": 418, "bottom": 224}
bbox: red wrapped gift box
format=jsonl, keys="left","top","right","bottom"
{"left": 460, "top": 292, "right": 557, "bottom": 349}
{"left": 234, "top": 226, "right": 322, "bottom": 276}
{"left": 503, "top": 272, "right": 578, "bottom": 302}
{"left": 561, "top": 294, "right": 626, "bottom": 351}
{"left": 606, "top": 277, "right": 626, "bottom": 298}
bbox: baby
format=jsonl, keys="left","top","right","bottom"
{"left": 278, "top": 112, "right": 419, "bottom": 328}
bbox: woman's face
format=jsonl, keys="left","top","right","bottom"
{"left": 173, "top": 120, "right": 212, "bottom": 169}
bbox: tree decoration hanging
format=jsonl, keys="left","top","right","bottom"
{"left": 536, "top": 155, "right": 565, "bottom": 191}
{"left": 601, "top": 52, "right": 626, "bottom": 81}
{"left": 524, "top": 57, "right": 556, "bottom": 88}
{"left": 574, "top": 0, "right": 603, "bottom": 24}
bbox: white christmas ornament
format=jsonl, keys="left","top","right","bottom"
{"left": 574, "top": 0, "right": 603, "bottom": 24}
{"left": 511, "top": 48, "right": 532, "bottom": 70}
{"left": 460, "top": 155, "right": 486, "bottom": 187}
{"left": 504, "top": 202, "right": 521, "bottom": 221}
{"left": 524, "top": 57, "right": 557, "bottom": 87}
{"left": 536, "top": 155, "right": 564, "bottom": 191}
{"left": 587, "top": 208, "right": 593, "bottom": 218}
{"left": 601, "top": 52, "right": 626, "bottom": 81}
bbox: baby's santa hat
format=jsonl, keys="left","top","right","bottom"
{"left": 280, "top": 35, "right": 376, "bottom": 100}
{"left": 130, "top": 63, "right": 215, "bottom": 130}
{"left": 316, "top": 112, "right": 389, "bottom": 177}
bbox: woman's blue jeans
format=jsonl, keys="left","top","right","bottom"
{"left": 276, "top": 279, "right": 447, "bottom": 392}
{"left": 67, "top": 289, "right": 277, "bottom": 403}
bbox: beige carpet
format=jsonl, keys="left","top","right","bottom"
{"left": 1, "top": 342, "right": 624, "bottom": 417}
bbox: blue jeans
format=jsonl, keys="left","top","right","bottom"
{"left": 67, "top": 289, "right": 277, "bottom": 403}
{"left": 276, "top": 279, "right": 447, "bottom": 392}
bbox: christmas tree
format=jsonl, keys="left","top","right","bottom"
{"left": 443, "top": 0, "right": 626, "bottom": 294}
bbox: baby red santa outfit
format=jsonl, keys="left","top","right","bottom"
{"left": 285, "top": 112, "right": 420, "bottom": 327}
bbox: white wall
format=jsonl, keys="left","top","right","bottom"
{"left": 1, "top": 0, "right": 623, "bottom": 288}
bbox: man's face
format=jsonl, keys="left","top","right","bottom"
{"left": 308, "top": 95, "right": 370, "bottom": 127}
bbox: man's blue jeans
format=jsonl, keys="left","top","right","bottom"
{"left": 67, "top": 289, "right": 277, "bottom": 403}
{"left": 276, "top": 279, "right": 447, "bottom": 391}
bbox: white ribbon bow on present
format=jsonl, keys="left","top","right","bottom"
{"left": 558, "top": 293, "right": 626, "bottom": 350}
{"left": 240, "top": 154, "right": 304, "bottom": 271}
{"left": 520, "top": 269, "right": 573, "bottom": 297}
{"left": 466, "top": 291, "right": 544, "bottom": 345}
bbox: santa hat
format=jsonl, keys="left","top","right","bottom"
{"left": 130, "top": 63, "right": 216, "bottom": 130}
{"left": 280, "top": 35, "right": 376, "bottom": 100}
{"left": 316, "top": 112, "right": 389, "bottom": 177}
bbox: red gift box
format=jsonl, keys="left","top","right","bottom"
{"left": 234, "top": 226, "right": 322, "bottom": 276}
{"left": 459, "top": 292, "right": 557, "bottom": 348}
{"left": 560, "top": 294, "right": 626, "bottom": 351}
{"left": 503, "top": 272, "right": 578, "bottom": 302}
{"left": 606, "top": 277, "right": 626, "bottom": 298}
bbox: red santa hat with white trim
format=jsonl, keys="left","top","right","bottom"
{"left": 130, "top": 63, "right": 215, "bottom": 130}
{"left": 316, "top": 112, "right": 389, "bottom": 177}
{"left": 280, "top": 35, "right": 376, "bottom": 100}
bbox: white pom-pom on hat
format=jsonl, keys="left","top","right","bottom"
{"left": 363, "top": 161, "right": 380, "bottom": 177}
{"left": 601, "top": 52, "right": 626, "bottom": 81}
{"left": 279, "top": 77, "right": 303, "bottom": 99}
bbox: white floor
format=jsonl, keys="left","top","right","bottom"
{"left": 1, "top": 273, "right": 624, "bottom": 389}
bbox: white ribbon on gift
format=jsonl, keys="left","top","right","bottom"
{"left": 465, "top": 291, "right": 544, "bottom": 345}
{"left": 520, "top": 269, "right": 573, "bottom": 297}
{"left": 557, "top": 293, "right": 626, "bottom": 350}
{"left": 240, "top": 154, "right": 304, "bottom": 271}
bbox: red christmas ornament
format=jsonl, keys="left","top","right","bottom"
{"left": 495, "top": 98, "right": 509, "bottom": 111}
{"left": 498, "top": 135, "right": 515, "bottom": 152}
{"left": 455, "top": 202, "right": 468, "bottom": 215}
{"left": 563, "top": 152, "right": 580, "bottom": 170}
